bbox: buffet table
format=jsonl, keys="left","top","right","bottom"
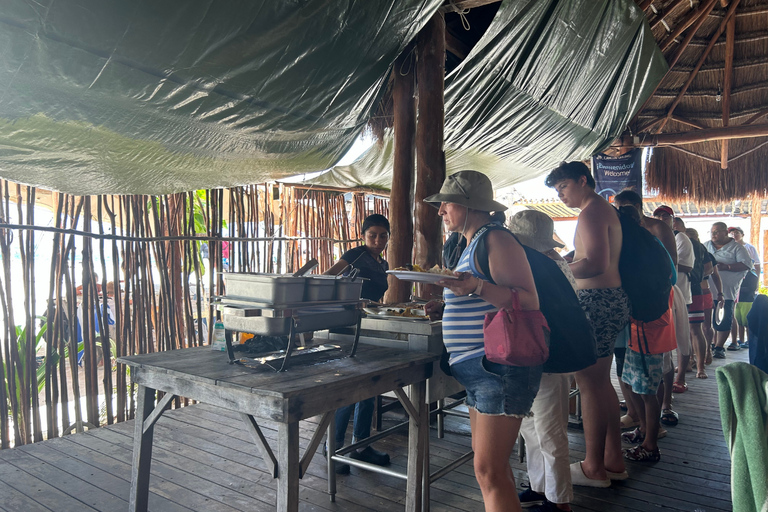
{"left": 118, "top": 345, "right": 438, "bottom": 512}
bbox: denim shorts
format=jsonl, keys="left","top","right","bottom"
{"left": 450, "top": 355, "right": 542, "bottom": 417}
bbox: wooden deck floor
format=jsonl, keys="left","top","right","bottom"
{"left": 0, "top": 348, "right": 742, "bottom": 512}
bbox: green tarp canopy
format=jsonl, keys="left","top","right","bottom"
{"left": 0, "top": 0, "right": 665, "bottom": 195}
{"left": 311, "top": 0, "right": 667, "bottom": 190}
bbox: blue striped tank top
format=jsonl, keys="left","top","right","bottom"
{"left": 442, "top": 231, "right": 498, "bottom": 365}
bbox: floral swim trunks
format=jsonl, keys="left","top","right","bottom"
{"left": 577, "top": 287, "right": 631, "bottom": 358}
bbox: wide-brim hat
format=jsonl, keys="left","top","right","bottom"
{"left": 507, "top": 210, "right": 564, "bottom": 253}
{"left": 424, "top": 170, "right": 507, "bottom": 212}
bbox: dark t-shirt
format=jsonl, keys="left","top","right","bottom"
{"left": 689, "top": 238, "right": 708, "bottom": 296}
{"left": 340, "top": 246, "right": 389, "bottom": 301}
{"left": 697, "top": 251, "right": 718, "bottom": 296}
{"left": 739, "top": 270, "right": 759, "bottom": 303}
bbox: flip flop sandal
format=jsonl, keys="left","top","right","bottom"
{"left": 671, "top": 382, "right": 688, "bottom": 394}
{"left": 696, "top": 371, "right": 708, "bottom": 379}
{"left": 621, "top": 427, "right": 644, "bottom": 444}
{"left": 623, "top": 445, "right": 660, "bottom": 462}
{"left": 660, "top": 408, "right": 678, "bottom": 426}
{"left": 620, "top": 414, "right": 640, "bottom": 430}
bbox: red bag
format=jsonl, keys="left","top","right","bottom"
{"left": 483, "top": 290, "right": 550, "bottom": 366}
{"left": 628, "top": 290, "right": 677, "bottom": 355}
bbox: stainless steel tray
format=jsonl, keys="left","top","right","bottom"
{"left": 223, "top": 273, "right": 306, "bottom": 304}
{"left": 222, "top": 306, "right": 360, "bottom": 335}
{"left": 335, "top": 277, "right": 364, "bottom": 301}
{"left": 304, "top": 276, "right": 336, "bottom": 301}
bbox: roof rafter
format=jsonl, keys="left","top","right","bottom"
{"left": 659, "top": 0, "right": 718, "bottom": 52}
{"left": 721, "top": 12, "right": 735, "bottom": 168}
{"left": 654, "top": 0, "right": 741, "bottom": 134}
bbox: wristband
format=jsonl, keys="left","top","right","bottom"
{"left": 469, "top": 278, "right": 484, "bottom": 297}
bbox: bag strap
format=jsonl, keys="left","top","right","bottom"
{"left": 510, "top": 289, "right": 521, "bottom": 311}
{"left": 475, "top": 224, "right": 514, "bottom": 286}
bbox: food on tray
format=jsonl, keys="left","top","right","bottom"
{"left": 385, "top": 307, "right": 424, "bottom": 318}
{"left": 392, "top": 263, "right": 454, "bottom": 276}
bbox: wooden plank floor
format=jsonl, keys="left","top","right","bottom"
{"left": 0, "top": 348, "right": 742, "bottom": 511}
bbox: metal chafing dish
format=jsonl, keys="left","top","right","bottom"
{"left": 218, "top": 271, "right": 365, "bottom": 372}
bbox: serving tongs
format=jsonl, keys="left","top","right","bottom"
{"left": 293, "top": 258, "right": 319, "bottom": 277}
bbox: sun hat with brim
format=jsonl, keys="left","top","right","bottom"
{"left": 507, "top": 210, "right": 564, "bottom": 253}
{"left": 424, "top": 170, "right": 507, "bottom": 212}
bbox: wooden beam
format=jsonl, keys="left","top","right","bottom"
{"left": 649, "top": 0, "right": 688, "bottom": 30}
{"left": 439, "top": 0, "right": 499, "bottom": 14}
{"left": 384, "top": 49, "right": 416, "bottom": 305}
{"left": 672, "top": 115, "right": 706, "bottom": 130}
{"left": 659, "top": 0, "right": 717, "bottom": 51}
{"left": 637, "top": 0, "right": 654, "bottom": 10}
{"left": 655, "top": 0, "right": 741, "bottom": 133}
{"left": 414, "top": 13, "right": 446, "bottom": 299}
{"left": 744, "top": 108, "right": 768, "bottom": 125}
{"left": 627, "top": 123, "right": 768, "bottom": 146}
{"left": 721, "top": 14, "right": 736, "bottom": 168}
{"left": 445, "top": 31, "right": 471, "bottom": 60}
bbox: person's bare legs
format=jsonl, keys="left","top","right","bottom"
{"left": 639, "top": 393, "right": 661, "bottom": 452}
{"left": 575, "top": 357, "right": 624, "bottom": 480}
{"left": 619, "top": 380, "right": 640, "bottom": 422}
{"left": 673, "top": 351, "right": 690, "bottom": 387}
{"left": 703, "top": 307, "right": 714, "bottom": 364}
{"left": 691, "top": 323, "right": 707, "bottom": 378}
{"left": 729, "top": 320, "right": 739, "bottom": 348}
{"left": 470, "top": 409, "right": 523, "bottom": 512}
{"left": 714, "top": 329, "right": 730, "bottom": 349}
{"left": 657, "top": 368, "right": 674, "bottom": 412}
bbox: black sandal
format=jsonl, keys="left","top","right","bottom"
{"left": 660, "top": 408, "right": 678, "bottom": 426}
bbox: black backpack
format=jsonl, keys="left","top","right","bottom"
{"left": 476, "top": 225, "right": 597, "bottom": 374}
{"left": 616, "top": 207, "right": 672, "bottom": 322}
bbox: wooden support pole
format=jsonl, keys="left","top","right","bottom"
{"left": 384, "top": 49, "right": 416, "bottom": 305}
{"left": 414, "top": 12, "right": 446, "bottom": 300}
{"left": 649, "top": 0, "right": 687, "bottom": 29}
{"left": 659, "top": 0, "right": 717, "bottom": 52}
{"left": 721, "top": 14, "right": 736, "bottom": 168}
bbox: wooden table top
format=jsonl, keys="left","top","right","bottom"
{"left": 118, "top": 345, "right": 438, "bottom": 422}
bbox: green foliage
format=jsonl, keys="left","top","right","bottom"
{"left": 2, "top": 318, "right": 48, "bottom": 418}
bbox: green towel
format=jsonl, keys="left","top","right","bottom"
{"left": 716, "top": 362, "right": 768, "bottom": 512}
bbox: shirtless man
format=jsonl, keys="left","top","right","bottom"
{"left": 612, "top": 191, "right": 676, "bottom": 462}
{"left": 546, "top": 162, "right": 629, "bottom": 487}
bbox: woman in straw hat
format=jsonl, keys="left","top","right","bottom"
{"left": 424, "top": 170, "right": 542, "bottom": 512}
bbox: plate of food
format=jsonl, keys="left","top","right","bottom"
{"left": 387, "top": 264, "right": 458, "bottom": 283}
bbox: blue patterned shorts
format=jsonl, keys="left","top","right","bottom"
{"left": 621, "top": 349, "right": 663, "bottom": 395}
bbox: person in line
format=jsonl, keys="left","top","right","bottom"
{"left": 705, "top": 222, "right": 752, "bottom": 359}
{"left": 677, "top": 223, "right": 715, "bottom": 379}
{"left": 727, "top": 226, "right": 760, "bottom": 350}
{"left": 425, "top": 170, "right": 542, "bottom": 512}
{"left": 612, "top": 192, "right": 675, "bottom": 462}
{"left": 730, "top": 261, "right": 759, "bottom": 352}
{"left": 324, "top": 214, "right": 391, "bottom": 474}
{"left": 686, "top": 228, "right": 722, "bottom": 366}
{"left": 653, "top": 206, "right": 692, "bottom": 402}
{"left": 508, "top": 210, "right": 575, "bottom": 512}
{"left": 545, "top": 162, "right": 628, "bottom": 488}
{"left": 611, "top": 192, "right": 677, "bottom": 437}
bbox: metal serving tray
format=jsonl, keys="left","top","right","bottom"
{"left": 335, "top": 277, "right": 365, "bottom": 301}
{"left": 223, "top": 273, "right": 306, "bottom": 304}
{"left": 304, "top": 276, "right": 336, "bottom": 301}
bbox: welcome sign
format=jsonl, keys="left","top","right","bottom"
{"left": 592, "top": 148, "right": 643, "bottom": 202}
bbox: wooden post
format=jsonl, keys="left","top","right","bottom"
{"left": 721, "top": 14, "right": 735, "bottom": 168}
{"left": 384, "top": 49, "right": 416, "bottom": 304}
{"left": 414, "top": 12, "right": 446, "bottom": 300}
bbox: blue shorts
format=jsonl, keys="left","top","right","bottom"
{"left": 450, "top": 355, "right": 542, "bottom": 417}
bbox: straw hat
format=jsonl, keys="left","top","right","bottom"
{"left": 507, "top": 210, "right": 564, "bottom": 253}
{"left": 424, "top": 170, "right": 507, "bottom": 212}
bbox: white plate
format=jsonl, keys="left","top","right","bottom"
{"left": 386, "top": 270, "right": 458, "bottom": 283}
